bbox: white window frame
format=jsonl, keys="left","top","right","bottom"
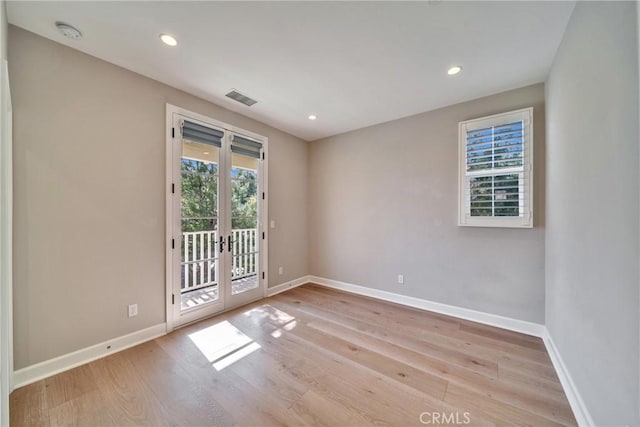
{"left": 458, "top": 107, "right": 533, "bottom": 228}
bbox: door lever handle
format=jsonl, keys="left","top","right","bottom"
{"left": 219, "top": 236, "right": 225, "bottom": 253}
{"left": 228, "top": 235, "right": 233, "bottom": 253}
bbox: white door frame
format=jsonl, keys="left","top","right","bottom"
{"left": 222, "top": 130, "right": 266, "bottom": 309}
{"left": 169, "top": 112, "right": 227, "bottom": 327}
{"left": 0, "top": 59, "right": 13, "bottom": 427}
{"left": 165, "top": 104, "right": 268, "bottom": 332}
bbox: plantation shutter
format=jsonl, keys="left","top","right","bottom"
{"left": 466, "top": 121, "right": 525, "bottom": 172}
{"left": 231, "top": 134, "right": 263, "bottom": 159}
{"left": 459, "top": 108, "right": 533, "bottom": 228}
{"left": 182, "top": 120, "right": 223, "bottom": 147}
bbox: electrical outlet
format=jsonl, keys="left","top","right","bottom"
{"left": 278, "top": 266, "right": 284, "bottom": 275}
{"left": 397, "top": 275, "right": 404, "bottom": 284}
{"left": 270, "top": 220, "right": 276, "bottom": 229}
{"left": 128, "top": 304, "right": 138, "bottom": 317}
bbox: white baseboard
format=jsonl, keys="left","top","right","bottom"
{"left": 13, "top": 323, "right": 167, "bottom": 389}
{"left": 308, "top": 276, "right": 545, "bottom": 337}
{"left": 542, "top": 329, "right": 594, "bottom": 427}
{"left": 267, "top": 275, "right": 311, "bottom": 297}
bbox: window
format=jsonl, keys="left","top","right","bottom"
{"left": 458, "top": 108, "right": 533, "bottom": 228}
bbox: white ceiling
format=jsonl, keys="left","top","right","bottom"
{"left": 7, "top": 1, "right": 575, "bottom": 141}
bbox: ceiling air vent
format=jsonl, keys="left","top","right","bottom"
{"left": 225, "top": 90, "right": 258, "bottom": 107}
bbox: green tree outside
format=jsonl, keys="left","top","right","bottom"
{"left": 181, "top": 159, "right": 258, "bottom": 232}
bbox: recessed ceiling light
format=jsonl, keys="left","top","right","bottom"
{"left": 56, "top": 22, "right": 82, "bottom": 40}
{"left": 308, "top": 115, "right": 317, "bottom": 121}
{"left": 203, "top": 151, "right": 209, "bottom": 155}
{"left": 447, "top": 66, "right": 462, "bottom": 75}
{"left": 160, "top": 34, "right": 178, "bottom": 46}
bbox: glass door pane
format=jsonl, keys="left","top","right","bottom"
{"left": 170, "top": 113, "right": 266, "bottom": 329}
{"left": 180, "top": 140, "right": 221, "bottom": 311}
{"left": 229, "top": 151, "right": 260, "bottom": 297}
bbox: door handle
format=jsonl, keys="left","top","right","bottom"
{"left": 219, "top": 236, "right": 225, "bottom": 253}
{"left": 228, "top": 235, "right": 233, "bottom": 253}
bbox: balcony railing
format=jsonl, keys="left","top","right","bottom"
{"left": 181, "top": 228, "right": 258, "bottom": 294}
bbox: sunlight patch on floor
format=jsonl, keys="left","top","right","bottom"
{"left": 271, "top": 320, "right": 297, "bottom": 338}
{"left": 243, "top": 304, "right": 295, "bottom": 325}
{"left": 213, "top": 342, "right": 261, "bottom": 371}
{"left": 188, "top": 320, "right": 261, "bottom": 371}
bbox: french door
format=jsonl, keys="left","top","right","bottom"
{"left": 167, "top": 106, "right": 267, "bottom": 328}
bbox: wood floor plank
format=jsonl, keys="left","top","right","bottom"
{"left": 288, "top": 389, "right": 370, "bottom": 427}
{"left": 303, "top": 283, "right": 462, "bottom": 332}
{"left": 43, "top": 364, "right": 99, "bottom": 410}
{"left": 122, "top": 340, "right": 233, "bottom": 426}
{"left": 9, "top": 382, "right": 48, "bottom": 426}
{"left": 154, "top": 321, "right": 307, "bottom": 427}
{"left": 224, "top": 305, "right": 447, "bottom": 425}
{"left": 498, "top": 364, "right": 566, "bottom": 397}
{"left": 458, "top": 322, "right": 547, "bottom": 352}
{"left": 297, "top": 314, "right": 573, "bottom": 425}
{"left": 270, "top": 297, "right": 499, "bottom": 379}
{"left": 288, "top": 319, "right": 450, "bottom": 400}
{"left": 10, "top": 283, "right": 576, "bottom": 426}
{"left": 444, "top": 383, "right": 566, "bottom": 427}
{"left": 281, "top": 288, "right": 557, "bottom": 378}
{"left": 46, "top": 390, "right": 120, "bottom": 427}
{"left": 228, "top": 347, "right": 309, "bottom": 409}
{"left": 88, "top": 351, "right": 169, "bottom": 426}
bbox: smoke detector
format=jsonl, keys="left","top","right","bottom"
{"left": 56, "top": 22, "right": 82, "bottom": 40}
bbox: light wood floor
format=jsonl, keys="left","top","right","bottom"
{"left": 11, "top": 284, "right": 576, "bottom": 426}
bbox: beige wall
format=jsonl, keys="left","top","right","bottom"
{"left": 309, "top": 84, "right": 546, "bottom": 323}
{"left": 9, "top": 26, "right": 309, "bottom": 369}
{"left": 545, "top": 1, "right": 639, "bottom": 425}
